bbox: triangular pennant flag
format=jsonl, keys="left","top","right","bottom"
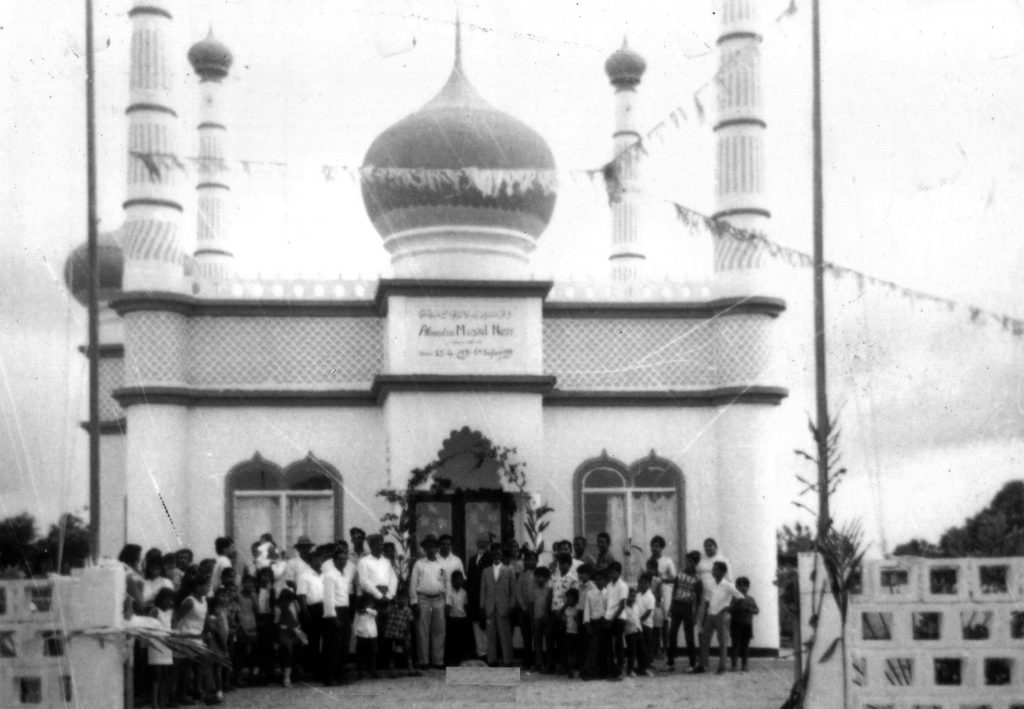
{"left": 322, "top": 165, "right": 336, "bottom": 181}
{"left": 134, "top": 151, "right": 161, "bottom": 180}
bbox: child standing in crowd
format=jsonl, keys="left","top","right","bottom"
{"left": 275, "top": 587, "right": 304, "bottom": 687}
{"left": 729, "top": 576, "right": 759, "bottom": 672}
{"left": 383, "top": 592, "right": 421, "bottom": 677}
{"left": 699, "top": 561, "right": 744, "bottom": 675}
{"left": 446, "top": 570, "right": 472, "bottom": 666}
{"left": 603, "top": 562, "right": 629, "bottom": 680}
{"left": 514, "top": 550, "right": 538, "bottom": 669}
{"left": 235, "top": 573, "right": 258, "bottom": 686}
{"left": 173, "top": 573, "right": 210, "bottom": 704}
{"left": 203, "top": 594, "right": 229, "bottom": 702}
{"left": 636, "top": 572, "right": 656, "bottom": 675}
{"left": 253, "top": 566, "right": 277, "bottom": 685}
{"left": 668, "top": 551, "right": 702, "bottom": 671}
{"left": 562, "top": 587, "right": 582, "bottom": 678}
{"left": 579, "top": 565, "right": 606, "bottom": 680}
{"left": 148, "top": 588, "right": 176, "bottom": 709}
{"left": 354, "top": 595, "right": 379, "bottom": 679}
{"left": 529, "top": 566, "right": 552, "bottom": 673}
{"left": 623, "top": 588, "right": 645, "bottom": 678}
{"left": 547, "top": 552, "right": 578, "bottom": 674}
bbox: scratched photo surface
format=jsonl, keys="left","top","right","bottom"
{"left": 2, "top": 0, "right": 1022, "bottom": 633}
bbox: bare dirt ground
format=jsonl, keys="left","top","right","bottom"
{"left": 229, "top": 658, "right": 794, "bottom": 709}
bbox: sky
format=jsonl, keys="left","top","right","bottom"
{"left": 1, "top": 0, "right": 1023, "bottom": 556}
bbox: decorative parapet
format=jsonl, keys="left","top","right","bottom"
{"left": 192, "top": 277, "right": 378, "bottom": 301}
{"left": 800, "top": 553, "right": 1024, "bottom": 709}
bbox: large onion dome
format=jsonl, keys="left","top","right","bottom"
{"left": 361, "top": 37, "right": 557, "bottom": 278}
{"left": 605, "top": 38, "right": 646, "bottom": 86}
{"left": 187, "top": 29, "right": 233, "bottom": 80}
{"left": 64, "top": 228, "right": 124, "bottom": 305}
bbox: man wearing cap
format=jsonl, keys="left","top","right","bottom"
{"left": 409, "top": 535, "right": 447, "bottom": 669}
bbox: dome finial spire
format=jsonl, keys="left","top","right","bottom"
{"left": 454, "top": 0, "right": 463, "bottom": 71}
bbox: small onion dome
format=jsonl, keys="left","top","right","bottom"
{"left": 63, "top": 228, "right": 124, "bottom": 306}
{"left": 361, "top": 62, "right": 557, "bottom": 243}
{"left": 605, "top": 38, "right": 646, "bottom": 86}
{"left": 188, "top": 29, "right": 233, "bottom": 80}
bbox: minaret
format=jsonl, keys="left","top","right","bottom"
{"left": 122, "top": 0, "right": 186, "bottom": 292}
{"left": 188, "top": 29, "right": 235, "bottom": 280}
{"left": 713, "top": 0, "right": 768, "bottom": 284}
{"left": 604, "top": 39, "right": 647, "bottom": 282}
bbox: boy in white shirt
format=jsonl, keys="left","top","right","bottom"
{"left": 635, "top": 572, "right": 657, "bottom": 675}
{"left": 698, "top": 560, "right": 744, "bottom": 674}
{"left": 602, "top": 561, "right": 629, "bottom": 679}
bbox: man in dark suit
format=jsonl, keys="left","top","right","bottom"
{"left": 479, "top": 546, "right": 516, "bottom": 666}
{"left": 466, "top": 535, "right": 490, "bottom": 659}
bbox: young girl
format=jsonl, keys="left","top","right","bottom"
{"left": 353, "top": 595, "right": 379, "bottom": 679}
{"left": 562, "top": 587, "right": 582, "bottom": 678}
{"left": 173, "top": 574, "right": 210, "bottom": 705}
{"left": 645, "top": 559, "right": 665, "bottom": 660}
{"left": 253, "top": 567, "right": 277, "bottom": 685}
{"left": 234, "top": 574, "right": 258, "bottom": 686}
{"left": 275, "top": 587, "right": 304, "bottom": 687}
{"left": 148, "top": 588, "right": 176, "bottom": 709}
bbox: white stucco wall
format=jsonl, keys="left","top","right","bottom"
{"left": 383, "top": 392, "right": 544, "bottom": 488}
{"left": 185, "top": 406, "right": 387, "bottom": 554}
{"left": 125, "top": 405, "right": 190, "bottom": 552}
{"left": 541, "top": 406, "right": 720, "bottom": 551}
{"left": 98, "top": 433, "right": 126, "bottom": 558}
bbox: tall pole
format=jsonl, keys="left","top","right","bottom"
{"left": 811, "top": 0, "right": 830, "bottom": 539}
{"left": 85, "top": 0, "right": 101, "bottom": 560}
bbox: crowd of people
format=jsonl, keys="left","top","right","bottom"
{"left": 118, "top": 529, "right": 760, "bottom": 706}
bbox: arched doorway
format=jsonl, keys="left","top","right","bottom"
{"left": 407, "top": 427, "right": 516, "bottom": 563}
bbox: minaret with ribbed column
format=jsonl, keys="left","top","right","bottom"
{"left": 604, "top": 39, "right": 647, "bottom": 282}
{"left": 122, "top": 0, "right": 186, "bottom": 292}
{"left": 188, "top": 29, "right": 235, "bottom": 279}
{"left": 713, "top": 0, "right": 768, "bottom": 289}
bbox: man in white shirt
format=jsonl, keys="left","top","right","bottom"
{"left": 696, "top": 537, "right": 729, "bottom": 602}
{"left": 295, "top": 543, "right": 326, "bottom": 679}
{"left": 698, "top": 560, "right": 744, "bottom": 674}
{"left": 357, "top": 532, "right": 397, "bottom": 663}
{"left": 322, "top": 542, "right": 355, "bottom": 685}
{"left": 409, "top": 535, "right": 447, "bottom": 669}
{"left": 437, "top": 534, "right": 465, "bottom": 594}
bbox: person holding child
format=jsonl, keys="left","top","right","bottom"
{"left": 353, "top": 595, "right": 379, "bottom": 679}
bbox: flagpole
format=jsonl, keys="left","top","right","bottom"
{"left": 85, "top": 0, "right": 102, "bottom": 560}
{"left": 811, "top": 0, "right": 831, "bottom": 540}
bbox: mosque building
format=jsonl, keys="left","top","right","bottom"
{"left": 65, "top": 0, "right": 785, "bottom": 650}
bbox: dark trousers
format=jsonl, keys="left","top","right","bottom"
{"left": 254, "top": 615, "right": 275, "bottom": 684}
{"left": 445, "top": 617, "right": 473, "bottom": 666}
{"left": 564, "top": 632, "right": 582, "bottom": 676}
{"left": 321, "top": 611, "right": 352, "bottom": 683}
{"left": 514, "top": 608, "right": 533, "bottom": 669}
{"left": 303, "top": 602, "right": 324, "bottom": 678}
{"left": 603, "top": 618, "right": 625, "bottom": 676}
{"left": 531, "top": 617, "right": 548, "bottom": 670}
{"left": 544, "top": 617, "right": 565, "bottom": 672}
{"left": 625, "top": 631, "right": 648, "bottom": 674}
{"left": 584, "top": 621, "right": 608, "bottom": 678}
{"left": 641, "top": 627, "right": 655, "bottom": 671}
{"left": 355, "top": 637, "right": 377, "bottom": 676}
{"left": 668, "top": 601, "right": 697, "bottom": 667}
{"left": 730, "top": 622, "right": 753, "bottom": 669}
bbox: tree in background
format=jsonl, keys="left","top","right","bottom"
{"left": 892, "top": 480, "right": 1024, "bottom": 557}
{"left": 0, "top": 511, "right": 91, "bottom": 577}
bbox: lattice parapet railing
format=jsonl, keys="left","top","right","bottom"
{"left": 0, "top": 567, "right": 125, "bottom": 708}
{"left": 847, "top": 556, "right": 1024, "bottom": 709}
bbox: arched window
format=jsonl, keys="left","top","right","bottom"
{"left": 574, "top": 450, "right": 685, "bottom": 581}
{"left": 226, "top": 452, "right": 342, "bottom": 551}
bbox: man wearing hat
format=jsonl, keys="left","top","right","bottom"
{"left": 409, "top": 535, "right": 448, "bottom": 669}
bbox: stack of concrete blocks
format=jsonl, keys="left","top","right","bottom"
{"left": 0, "top": 564, "right": 126, "bottom": 708}
{"left": 800, "top": 553, "right": 1024, "bottom": 709}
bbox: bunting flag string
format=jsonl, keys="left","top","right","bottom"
{"left": 658, "top": 192, "right": 1024, "bottom": 341}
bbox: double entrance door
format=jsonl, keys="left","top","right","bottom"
{"left": 410, "top": 490, "right": 515, "bottom": 563}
